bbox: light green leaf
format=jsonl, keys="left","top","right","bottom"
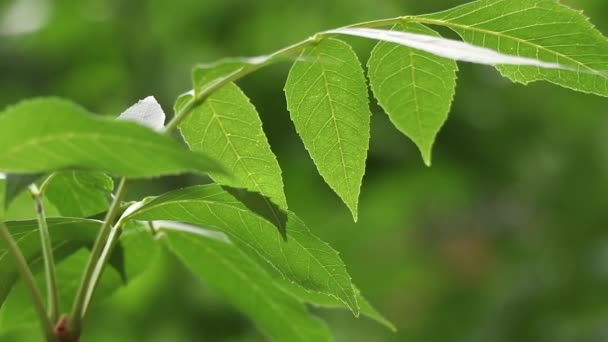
{"left": 419, "top": 0, "right": 608, "bottom": 97}
{"left": 0, "top": 218, "right": 102, "bottom": 307}
{"left": 161, "top": 226, "right": 332, "bottom": 342}
{"left": 45, "top": 171, "right": 114, "bottom": 217}
{"left": 284, "top": 38, "right": 372, "bottom": 221}
{"left": 179, "top": 73, "right": 287, "bottom": 212}
{"left": 124, "top": 184, "right": 359, "bottom": 315}
{"left": 0, "top": 98, "right": 224, "bottom": 178}
{"left": 367, "top": 23, "right": 458, "bottom": 166}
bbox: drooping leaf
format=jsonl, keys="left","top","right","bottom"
{"left": 367, "top": 23, "right": 458, "bottom": 166}
{"left": 419, "top": 0, "right": 608, "bottom": 96}
{"left": 3, "top": 174, "right": 42, "bottom": 210}
{"left": 180, "top": 70, "right": 288, "bottom": 219}
{"left": 117, "top": 96, "right": 166, "bottom": 131}
{"left": 0, "top": 98, "right": 224, "bottom": 178}
{"left": 124, "top": 184, "right": 359, "bottom": 314}
{"left": 0, "top": 249, "right": 122, "bottom": 332}
{"left": 285, "top": 38, "right": 372, "bottom": 220}
{"left": 0, "top": 218, "right": 102, "bottom": 307}
{"left": 45, "top": 171, "right": 114, "bottom": 217}
{"left": 160, "top": 224, "right": 332, "bottom": 342}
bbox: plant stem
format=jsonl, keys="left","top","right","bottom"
{"left": 69, "top": 178, "right": 128, "bottom": 339}
{"left": 29, "top": 184, "right": 60, "bottom": 323}
{"left": 0, "top": 221, "right": 55, "bottom": 341}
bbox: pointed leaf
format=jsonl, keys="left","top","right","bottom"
{"left": 117, "top": 96, "right": 166, "bottom": 131}
{"left": 124, "top": 184, "right": 360, "bottom": 314}
{"left": 161, "top": 225, "right": 332, "bottom": 342}
{"left": 420, "top": 0, "right": 608, "bottom": 96}
{"left": 45, "top": 171, "right": 114, "bottom": 217}
{"left": 179, "top": 73, "right": 287, "bottom": 220}
{"left": 367, "top": 23, "right": 458, "bottom": 165}
{"left": 285, "top": 38, "right": 372, "bottom": 220}
{"left": 0, "top": 98, "right": 224, "bottom": 178}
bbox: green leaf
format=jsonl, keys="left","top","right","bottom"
{"left": 162, "top": 226, "right": 332, "bottom": 342}
{"left": 284, "top": 38, "right": 372, "bottom": 221}
{"left": 0, "top": 98, "right": 225, "bottom": 178}
{"left": 45, "top": 171, "right": 114, "bottom": 217}
{"left": 419, "top": 0, "right": 608, "bottom": 97}
{"left": 0, "top": 218, "right": 102, "bottom": 307}
{"left": 3, "top": 174, "right": 42, "bottom": 210}
{"left": 367, "top": 23, "right": 458, "bottom": 166}
{"left": 179, "top": 72, "right": 287, "bottom": 220}
{"left": 124, "top": 184, "right": 360, "bottom": 315}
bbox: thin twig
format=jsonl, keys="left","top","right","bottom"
{"left": 0, "top": 221, "right": 55, "bottom": 341}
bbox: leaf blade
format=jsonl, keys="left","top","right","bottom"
{"left": 367, "top": 23, "right": 458, "bottom": 165}
{"left": 0, "top": 98, "right": 224, "bottom": 178}
{"left": 125, "top": 184, "right": 360, "bottom": 314}
{"left": 179, "top": 77, "right": 287, "bottom": 210}
{"left": 163, "top": 228, "right": 332, "bottom": 342}
{"left": 284, "top": 38, "right": 372, "bottom": 220}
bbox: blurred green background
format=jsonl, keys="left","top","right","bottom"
{"left": 2, "top": 0, "right": 608, "bottom": 341}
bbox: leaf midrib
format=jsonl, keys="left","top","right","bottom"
{"left": 316, "top": 48, "right": 354, "bottom": 208}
